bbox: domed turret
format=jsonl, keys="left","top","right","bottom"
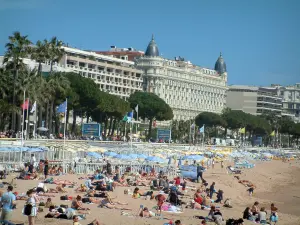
{"left": 214, "top": 52, "right": 227, "bottom": 74}
{"left": 145, "top": 35, "right": 159, "bottom": 57}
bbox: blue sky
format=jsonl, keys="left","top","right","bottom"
{"left": 0, "top": 0, "right": 299, "bottom": 86}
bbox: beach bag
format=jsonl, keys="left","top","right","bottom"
{"left": 60, "top": 195, "right": 68, "bottom": 200}
{"left": 24, "top": 204, "right": 33, "bottom": 216}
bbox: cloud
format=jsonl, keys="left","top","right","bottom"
{"left": 0, "top": 0, "right": 45, "bottom": 10}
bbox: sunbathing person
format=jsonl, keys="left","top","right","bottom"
{"left": 100, "top": 195, "right": 131, "bottom": 210}
{"left": 87, "top": 190, "right": 107, "bottom": 198}
{"left": 191, "top": 200, "right": 202, "bottom": 209}
{"left": 132, "top": 187, "right": 154, "bottom": 199}
{"left": 52, "top": 179, "right": 75, "bottom": 185}
{"left": 71, "top": 195, "right": 90, "bottom": 210}
{"left": 76, "top": 184, "right": 88, "bottom": 192}
{"left": 45, "top": 197, "right": 54, "bottom": 208}
{"left": 113, "top": 175, "right": 129, "bottom": 187}
{"left": 139, "top": 207, "right": 153, "bottom": 217}
{"left": 73, "top": 215, "right": 101, "bottom": 225}
{"left": 194, "top": 189, "right": 203, "bottom": 204}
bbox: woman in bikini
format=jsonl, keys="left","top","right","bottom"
{"left": 100, "top": 194, "right": 131, "bottom": 210}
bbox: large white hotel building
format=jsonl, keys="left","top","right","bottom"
{"left": 136, "top": 36, "right": 228, "bottom": 120}
{"left": 0, "top": 36, "right": 228, "bottom": 120}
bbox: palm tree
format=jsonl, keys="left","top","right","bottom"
{"left": 3, "top": 31, "right": 32, "bottom": 131}
{"left": 31, "top": 39, "right": 49, "bottom": 75}
{"left": 47, "top": 73, "right": 70, "bottom": 134}
{"left": 49, "top": 37, "right": 64, "bottom": 72}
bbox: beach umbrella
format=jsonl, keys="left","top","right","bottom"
{"left": 182, "top": 155, "right": 204, "bottom": 161}
{"left": 104, "top": 151, "right": 117, "bottom": 157}
{"left": 145, "top": 156, "right": 165, "bottom": 163}
{"left": 87, "top": 152, "right": 102, "bottom": 159}
{"left": 113, "top": 154, "right": 131, "bottom": 160}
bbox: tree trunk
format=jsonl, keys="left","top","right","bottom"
{"left": 45, "top": 102, "right": 49, "bottom": 128}
{"left": 17, "top": 112, "right": 21, "bottom": 132}
{"left": 108, "top": 116, "right": 113, "bottom": 135}
{"left": 50, "top": 61, "right": 53, "bottom": 73}
{"left": 11, "top": 69, "right": 18, "bottom": 132}
{"left": 38, "top": 62, "right": 42, "bottom": 75}
{"left": 72, "top": 110, "right": 77, "bottom": 135}
{"left": 66, "top": 107, "right": 70, "bottom": 134}
{"left": 38, "top": 103, "right": 43, "bottom": 128}
{"left": 49, "top": 100, "right": 54, "bottom": 134}
{"left": 104, "top": 117, "right": 108, "bottom": 138}
{"left": 111, "top": 119, "right": 116, "bottom": 136}
{"left": 86, "top": 113, "right": 89, "bottom": 123}
{"left": 148, "top": 118, "right": 153, "bottom": 140}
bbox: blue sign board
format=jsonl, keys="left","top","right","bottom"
{"left": 157, "top": 129, "right": 170, "bottom": 141}
{"left": 252, "top": 136, "right": 262, "bottom": 146}
{"left": 82, "top": 123, "right": 101, "bottom": 137}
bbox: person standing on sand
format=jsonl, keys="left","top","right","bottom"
{"left": 209, "top": 182, "right": 215, "bottom": 199}
{"left": 23, "top": 189, "right": 38, "bottom": 225}
{"left": 212, "top": 158, "right": 215, "bottom": 169}
{"left": 0, "top": 185, "right": 16, "bottom": 223}
{"left": 197, "top": 164, "right": 203, "bottom": 183}
{"left": 44, "top": 159, "right": 49, "bottom": 179}
{"left": 29, "top": 154, "right": 36, "bottom": 173}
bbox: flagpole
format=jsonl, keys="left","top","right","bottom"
{"left": 33, "top": 104, "right": 36, "bottom": 139}
{"left": 124, "top": 123, "right": 127, "bottom": 142}
{"left": 25, "top": 97, "right": 30, "bottom": 140}
{"left": 130, "top": 110, "right": 133, "bottom": 152}
{"left": 193, "top": 120, "right": 196, "bottom": 145}
{"left": 21, "top": 90, "right": 26, "bottom": 147}
{"left": 136, "top": 105, "right": 138, "bottom": 134}
{"left": 189, "top": 120, "right": 192, "bottom": 144}
{"left": 63, "top": 98, "right": 67, "bottom": 161}
{"left": 202, "top": 125, "right": 205, "bottom": 150}
{"left": 20, "top": 90, "right": 26, "bottom": 163}
{"left": 169, "top": 120, "right": 172, "bottom": 146}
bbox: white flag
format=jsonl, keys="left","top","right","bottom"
{"left": 135, "top": 104, "right": 138, "bottom": 113}
{"left": 30, "top": 101, "right": 36, "bottom": 113}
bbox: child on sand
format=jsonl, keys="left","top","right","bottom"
{"left": 247, "top": 186, "right": 254, "bottom": 196}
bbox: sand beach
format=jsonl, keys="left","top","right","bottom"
{"left": 2, "top": 159, "right": 300, "bottom": 225}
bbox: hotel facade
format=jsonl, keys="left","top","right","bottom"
{"left": 135, "top": 36, "right": 228, "bottom": 120}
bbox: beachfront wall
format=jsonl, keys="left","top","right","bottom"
{"left": 48, "top": 162, "right": 177, "bottom": 177}
{"left": 0, "top": 160, "right": 177, "bottom": 178}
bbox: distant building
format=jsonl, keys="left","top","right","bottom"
{"left": 135, "top": 35, "right": 228, "bottom": 120}
{"left": 274, "top": 83, "right": 300, "bottom": 122}
{"left": 60, "top": 46, "right": 143, "bottom": 100}
{"left": 226, "top": 85, "right": 282, "bottom": 116}
{"left": 0, "top": 46, "right": 144, "bottom": 101}
{"left": 94, "top": 46, "right": 144, "bottom": 61}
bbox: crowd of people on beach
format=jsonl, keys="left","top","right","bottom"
{"left": 0, "top": 153, "right": 284, "bottom": 225}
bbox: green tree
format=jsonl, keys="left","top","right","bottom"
{"left": 128, "top": 91, "right": 173, "bottom": 139}
{"left": 48, "top": 37, "right": 64, "bottom": 72}
{"left": 195, "top": 112, "right": 226, "bottom": 128}
{"left": 3, "top": 31, "right": 32, "bottom": 131}
{"left": 31, "top": 39, "right": 49, "bottom": 75}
